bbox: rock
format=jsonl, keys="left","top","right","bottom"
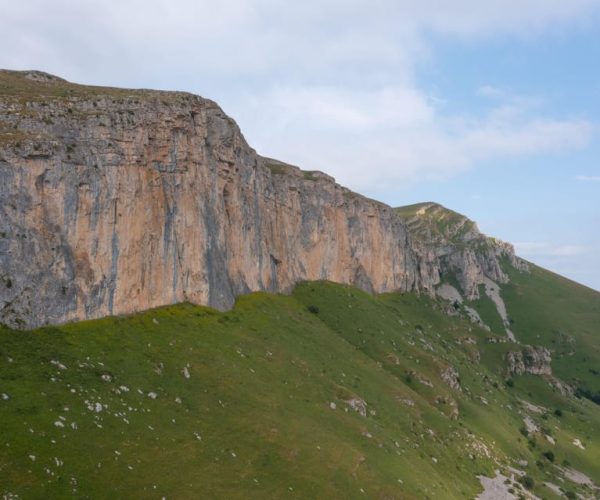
{"left": 0, "top": 71, "right": 528, "bottom": 329}
{"left": 147, "top": 392, "right": 158, "bottom": 400}
{"left": 0, "top": 71, "right": 526, "bottom": 328}
{"left": 182, "top": 365, "right": 191, "bottom": 379}
{"left": 440, "top": 365, "right": 461, "bottom": 391}
{"left": 50, "top": 360, "right": 67, "bottom": 370}
{"left": 329, "top": 402, "right": 336, "bottom": 410}
{"left": 506, "top": 346, "right": 552, "bottom": 376}
{"left": 345, "top": 397, "right": 368, "bottom": 417}
{"left": 397, "top": 202, "right": 528, "bottom": 302}
{"left": 523, "top": 416, "right": 538, "bottom": 434}
{"left": 0, "top": 69, "right": 422, "bottom": 328}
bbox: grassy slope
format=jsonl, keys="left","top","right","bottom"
{"left": 501, "top": 263, "right": 600, "bottom": 395}
{"left": 1, "top": 281, "right": 599, "bottom": 499}
{"left": 394, "top": 203, "right": 477, "bottom": 246}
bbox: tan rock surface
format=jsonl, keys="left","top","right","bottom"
{"left": 0, "top": 71, "right": 423, "bottom": 328}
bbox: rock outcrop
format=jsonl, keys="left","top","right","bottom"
{"left": 396, "top": 202, "right": 528, "bottom": 301}
{"left": 506, "top": 346, "right": 552, "bottom": 376}
{"left": 0, "top": 70, "right": 524, "bottom": 329}
{"left": 0, "top": 70, "right": 426, "bottom": 328}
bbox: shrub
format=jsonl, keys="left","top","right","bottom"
{"left": 307, "top": 305, "right": 320, "bottom": 315}
{"left": 518, "top": 475, "right": 535, "bottom": 489}
{"left": 506, "top": 379, "right": 514, "bottom": 388}
{"left": 542, "top": 451, "right": 555, "bottom": 462}
{"left": 554, "top": 408, "right": 563, "bottom": 417}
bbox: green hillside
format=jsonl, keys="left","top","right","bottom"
{"left": 1, "top": 277, "right": 599, "bottom": 498}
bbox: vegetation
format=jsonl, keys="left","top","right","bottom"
{"left": 395, "top": 202, "right": 479, "bottom": 246}
{"left": 501, "top": 261, "right": 600, "bottom": 395}
{"left": 0, "top": 276, "right": 599, "bottom": 498}
{"left": 518, "top": 475, "right": 535, "bottom": 489}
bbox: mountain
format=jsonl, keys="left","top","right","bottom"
{"left": 1, "top": 71, "right": 599, "bottom": 499}
{"left": 0, "top": 70, "right": 524, "bottom": 330}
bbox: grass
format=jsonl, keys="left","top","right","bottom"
{"left": 395, "top": 202, "right": 478, "bottom": 246}
{"left": 0, "top": 69, "right": 194, "bottom": 104}
{"left": 467, "top": 284, "right": 508, "bottom": 335}
{"left": 1, "top": 278, "right": 599, "bottom": 498}
{"left": 501, "top": 262, "right": 600, "bottom": 394}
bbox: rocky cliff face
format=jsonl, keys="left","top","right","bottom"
{"left": 0, "top": 71, "right": 524, "bottom": 329}
{"left": 0, "top": 70, "right": 426, "bottom": 329}
{"left": 395, "top": 202, "right": 529, "bottom": 301}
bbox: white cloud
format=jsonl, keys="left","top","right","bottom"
{"left": 576, "top": 175, "right": 600, "bottom": 182}
{"left": 238, "top": 84, "right": 593, "bottom": 190}
{"left": 0, "top": 0, "right": 598, "bottom": 192}
{"left": 477, "top": 86, "right": 504, "bottom": 98}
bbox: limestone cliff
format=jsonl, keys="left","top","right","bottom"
{"left": 395, "top": 202, "right": 529, "bottom": 301}
{"left": 0, "top": 70, "right": 427, "bottom": 328}
{"left": 0, "top": 70, "right": 524, "bottom": 329}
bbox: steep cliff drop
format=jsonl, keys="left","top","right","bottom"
{"left": 0, "top": 70, "right": 524, "bottom": 329}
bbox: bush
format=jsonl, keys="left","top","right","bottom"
{"left": 506, "top": 379, "right": 514, "bottom": 388}
{"left": 307, "top": 305, "right": 320, "bottom": 315}
{"left": 518, "top": 475, "right": 535, "bottom": 490}
{"left": 554, "top": 408, "right": 563, "bottom": 417}
{"left": 542, "top": 450, "right": 555, "bottom": 462}
{"left": 575, "top": 386, "right": 600, "bottom": 405}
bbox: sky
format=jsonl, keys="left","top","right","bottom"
{"left": 1, "top": 0, "right": 599, "bottom": 290}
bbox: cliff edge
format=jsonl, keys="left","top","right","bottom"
{"left": 0, "top": 70, "right": 524, "bottom": 328}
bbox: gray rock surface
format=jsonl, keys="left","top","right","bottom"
{"left": 0, "top": 70, "right": 526, "bottom": 329}
{"left": 506, "top": 346, "right": 552, "bottom": 376}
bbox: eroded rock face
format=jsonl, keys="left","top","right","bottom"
{"left": 396, "top": 203, "right": 529, "bottom": 301}
{"left": 0, "top": 71, "right": 528, "bottom": 329}
{"left": 441, "top": 365, "right": 461, "bottom": 391}
{"left": 506, "top": 346, "right": 552, "bottom": 376}
{"left": 0, "top": 70, "right": 426, "bottom": 329}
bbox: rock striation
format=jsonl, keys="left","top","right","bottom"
{"left": 0, "top": 70, "right": 525, "bottom": 329}
{"left": 506, "top": 346, "right": 552, "bottom": 376}
{"left": 395, "top": 202, "right": 529, "bottom": 301}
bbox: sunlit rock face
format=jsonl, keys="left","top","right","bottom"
{"left": 0, "top": 71, "right": 526, "bottom": 329}
{"left": 0, "top": 71, "right": 426, "bottom": 328}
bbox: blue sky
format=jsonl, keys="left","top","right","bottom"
{"left": 1, "top": 0, "right": 599, "bottom": 289}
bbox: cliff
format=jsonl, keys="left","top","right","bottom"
{"left": 0, "top": 70, "right": 524, "bottom": 329}
{"left": 395, "top": 202, "right": 529, "bottom": 301}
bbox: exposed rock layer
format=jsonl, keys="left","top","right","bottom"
{"left": 506, "top": 346, "right": 552, "bottom": 376}
{"left": 396, "top": 202, "right": 528, "bottom": 301}
{"left": 0, "top": 71, "right": 524, "bottom": 329}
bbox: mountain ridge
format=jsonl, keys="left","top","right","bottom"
{"left": 0, "top": 70, "right": 526, "bottom": 329}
